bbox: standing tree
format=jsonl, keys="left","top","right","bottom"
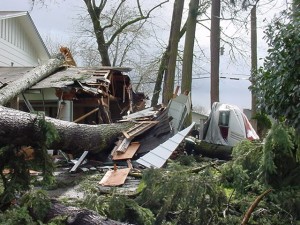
{"left": 181, "top": 0, "right": 209, "bottom": 94}
{"left": 162, "top": 0, "right": 185, "bottom": 105}
{"left": 151, "top": 23, "right": 187, "bottom": 107}
{"left": 250, "top": 2, "right": 258, "bottom": 130}
{"left": 210, "top": 0, "right": 221, "bottom": 106}
{"left": 181, "top": 0, "right": 200, "bottom": 94}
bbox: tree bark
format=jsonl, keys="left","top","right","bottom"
{"left": 181, "top": 0, "right": 199, "bottom": 94}
{"left": 185, "top": 137, "right": 232, "bottom": 160}
{"left": 151, "top": 22, "right": 187, "bottom": 107}
{"left": 250, "top": 4, "right": 258, "bottom": 130}
{"left": 151, "top": 51, "right": 168, "bottom": 107}
{"left": 44, "top": 199, "right": 128, "bottom": 225}
{"left": 162, "top": 0, "right": 185, "bottom": 105}
{"left": 0, "top": 56, "right": 64, "bottom": 106}
{"left": 0, "top": 106, "right": 131, "bottom": 155}
{"left": 210, "top": 0, "right": 221, "bottom": 106}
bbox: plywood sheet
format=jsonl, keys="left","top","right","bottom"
{"left": 99, "top": 168, "right": 131, "bottom": 186}
{"left": 113, "top": 142, "right": 140, "bottom": 160}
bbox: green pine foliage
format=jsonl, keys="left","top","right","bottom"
{"left": 20, "top": 190, "right": 51, "bottom": 222}
{"left": 81, "top": 193, "right": 155, "bottom": 225}
{"left": 252, "top": 113, "right": 272, "bottom": 138}
{"left": 220, "top": 122, "right": 300, "bottom": 223}
{"left": 260, "top": 122, "right": 300, "bottom": 187}
{"left": 0, "top": 206, "right": 36, "bottom": 225}
{"left": 220, "top": 140, "right": 263, "bottom": 194}
{"left": 0, "top": 115, "right": 59, "bottom": 211}
{"left": 136, "top": 168, "right": 226, "bottom": 225}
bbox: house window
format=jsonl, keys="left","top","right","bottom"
{"left": 19, "top": 100, "right": 58, "bottom": 118}
{"left": 218, "top": 110, "right": 230, "bottom": 140}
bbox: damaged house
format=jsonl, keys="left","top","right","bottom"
{"left": 0, "top": 11, "right": 146, "bottom": 124}
{"left": 18, "top": 66, "right": 146, "bottom": 124}
{"left": 1, "top": 66, "right": 147, "bottom": 124}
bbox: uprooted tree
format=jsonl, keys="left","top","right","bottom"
{"left": 0, "top": 57, "right": 132, "bottom": 221}
{"left": 0, "top": 105, "right": 130, "bottom": 154}
{"left": 0, "top": 55, "right": 131, "bottom": 154}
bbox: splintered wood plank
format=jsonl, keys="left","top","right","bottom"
{"left": 113, "top": 142, "right": 140, "bottom": 160}
{"left": 116, "top": 138, "right": 132, "bottom": 153}
{"left": 2, "top": 169, "right": 11, "bottom": 175}
{"left": 123, "top": 121, "right": 159, "bottom": 138}
{"left": 29, "top": 170, "right": 42, "bottom": 176}
{"left": 99, "top": 168, "right": 131, "bottom": 186}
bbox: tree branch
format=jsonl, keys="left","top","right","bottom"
{"left": 106, "top": 0, "right": 169, "bottom": 46}
{"left": 137, "top": 0, "right": 144, "bottom": 16}
{"left": 103, "top": 0, "right": 126, "bottom": 30}
{"left": 241, "top": 189, "right": 272, "bottom": 225}
{"left": 98, "top": 0, "right": 107, "bottom": 15}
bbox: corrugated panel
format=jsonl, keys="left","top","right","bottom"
{"left": 136, "top": 122, "right": 195, "bottom": 168}
{"left": 168, "top": 93, "right": 192, "bottom": 133}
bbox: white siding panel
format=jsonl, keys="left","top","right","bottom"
{"left": 0, "top": 18, "right": 39, "bottom": 66}
{"left": 0, "top": 38, "right": 38, "bottom": 66}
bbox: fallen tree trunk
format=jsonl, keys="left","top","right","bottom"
{"left": 43, "top": 199, "right": 129, "bottom": 225}
{"left": 185, "top": 137, "right": 232, "bottom": 160}
{"left": 0, "top": 106, "right": 131, "bottom": 154}
{"left": 0, "top": 56, "right": 65, "bottom": 106}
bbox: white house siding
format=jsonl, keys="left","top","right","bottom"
{"left": 0, "top": 17, "right": 40, "bottom": 66}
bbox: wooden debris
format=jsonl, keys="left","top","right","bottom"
{"left": 18, "top": 146, "right": 34, "bottom": 160}
{"left": 44, "top": 199, "right": 127, "bottom": 225}
{"left": 69, "top": 151, "right": 88, "bottom": 173}
{"left": 29, "top": 170, "right": 41, "bottom": 176}
{"left": 73, "top": 107, "right": 99, "bottom": 123}
{"left": 113, "top": 142, "right": 140, "bottom": 160}
{"left": 127, "top": 159, "right": 133, "bottom": 169}
{"left": 123, "top": 121, "right": 159, "bottom": 139}
{"left": 2, "top": 169, "right": 41, "bottom": 176}
{"left": 116, "top": 137, "right": 132, "bottom": 154}
{"left": 2, "top": 169, "right": 11, "bottom": 175}
{"left": 60, "top": 46, "right": 77, "bottom": 67}
{"left": 99, "top": 168, "right": 131, "bottom": 186}
{"left": 241, "top": 189, "right": 272, "bottom": 225}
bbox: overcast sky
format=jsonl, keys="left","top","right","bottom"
{"left": 1, "top": 0, "right": 288, "bottom": 112}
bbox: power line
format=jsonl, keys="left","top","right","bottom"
{"left": 131, "top": 75, "right": 249, "bottom": 84}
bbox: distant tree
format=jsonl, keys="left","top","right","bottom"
{"left": 252, "top": 5, "right": 300, "bottom": 133}
{"left": 82, "top": 0, "right": 169, "bottom": 66}
{"left": 77, "top": 2, "right": 154, "bottom": 67}
{"left": 31, "top": 0, "right": 165, "bottom": 67}
{"left": 43, "top": 35, "right": 80, "bottom": 62}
